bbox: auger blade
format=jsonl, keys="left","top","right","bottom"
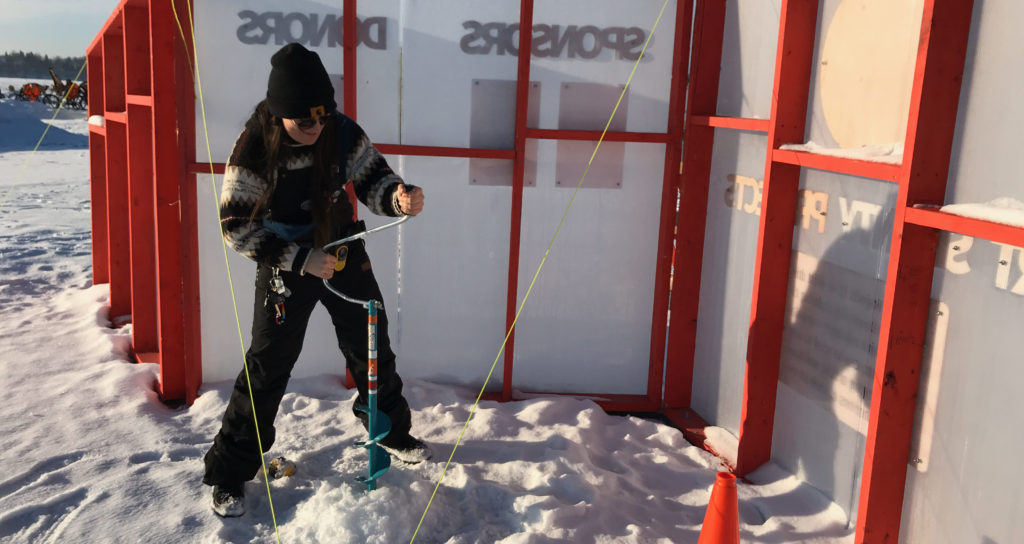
{"left": 354, "top": 406, "right": 392, "bottom": 446}
{"left": 353, "top": 406, "right": 392, "bottom": 490}
{"left": 355, "top": 445, "right": 392, "bottom": 490}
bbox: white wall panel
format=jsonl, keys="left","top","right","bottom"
{"left": 691, "top": 129, "right": 766, "bottom": 434}
{"left": 512, "top": 140, "right": 665, "bottom": 394}
{"left": 716, "top": 0, "right": 781, "bottom": 120}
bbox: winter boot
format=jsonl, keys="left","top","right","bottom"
{"left": 267, "top": 456, "right": 296, "bottom": 479}
{"left": 211, "top": 482, "right": 245, "bottom": 517}
{"left": 380, "top": 433, "right": 432, "bottom": 464}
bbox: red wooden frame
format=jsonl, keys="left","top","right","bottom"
{"left": 87, "top": 0, "right": 200, "bottom": 401}
{"left": 738, "top": 0, "right": 819, "bottom": 478}
{"left": 771, "top": 149, "right": 902, "bottom": 182}
{"left": 124, "top": 4, "right": 158, "bottom": 359}
{"left": 906, "top": 206, "right": 1024, "bottom": 249}
{"left": 691, "top": 115, "right": 770, "bottom": 132}
{"left": 663, "top": 0, "right": 726, "bottom": 417}
{"left": 87, "top": 48, "right": 108, "bottom": 285}
{"left": 89, "top": 0, "right": 694, "bottom": 412}
{"left": 856, "top": 1, "right": 976, "bottom": 540}
{"left": 667, "top": 0, "right": 1003, "bottom": 541}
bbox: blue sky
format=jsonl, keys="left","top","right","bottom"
{"left": 0, "top": 0, "right": 123, "bottom": 57}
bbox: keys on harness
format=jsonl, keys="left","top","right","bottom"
{"left": 333, "top": 245, "right": 349, "bottom": 272}
{"left": 267, "top": 268, "right": 290, "bottom": 325}
{"left": 270, "top": 273, "right": 287, "bottom": 295}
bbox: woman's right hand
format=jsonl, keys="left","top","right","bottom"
{"left": 303, "top": 250, "right": 337, "bottom": 279}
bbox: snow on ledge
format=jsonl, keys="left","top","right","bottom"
{"left": 703, "top": 426, "right": 739, "bottom": 470}
{"left": 779, "top": 141, "right": 904, "bottom": 164}
{"left": 937, "top": 197, "right": 1024, "bottom": 229}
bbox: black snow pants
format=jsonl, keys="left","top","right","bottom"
{"left": 203, "top": 240, "right": 411, "bottom": 486}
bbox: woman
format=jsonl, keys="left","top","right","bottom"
{"left": 203, "top": 43, "right": 428, "bottom": 517}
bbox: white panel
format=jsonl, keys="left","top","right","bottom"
{"left": 945, "top": 0, "right": 1024, "bottom": 204}
{"left": 529, "top": 0, "right": 676, "bottom": 133}
{"left": 900, "top": 232, "right": 1024, "bottom": 544}
{"left": 771, "top": 171, "right": 896, "bottom": 521}
{"left": 716, "top": 0, "right": 781, "bottom": 119}
{"left": 512, "top": 140, "right": 664, "bottom": 394}
{"left": 194, "top": 0, "right": 351, "bottom": 162}
{"left": 356, "top": 2, "right": 401, "bottom": 143}
{"left": 368, "top": 156, "right": 512, "bottom": 389}
{"left": 400, "top": 0, "right": 521, "bottom": 148}
{"left": 691, "top": 129, "right": 766, "bottom": 434}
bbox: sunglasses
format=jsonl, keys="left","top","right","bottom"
{"left": 293, "top": 115, "right": 332, "bottom": 131}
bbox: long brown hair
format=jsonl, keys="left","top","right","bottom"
{"left": 246, "top": 99, "right": 337, "bottom": 247}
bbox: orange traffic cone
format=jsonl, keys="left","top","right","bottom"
{"left": 697, "top": 472, "right": 740, "bottom": 544}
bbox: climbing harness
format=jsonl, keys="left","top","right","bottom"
{"left": 322, "top": 215, "right": 409, "bottom": 490}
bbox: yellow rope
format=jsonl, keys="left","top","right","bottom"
{"left": 173, "top": 1, "right": 281, "bottom": 541}
{"left": 0, "top": 59, "right": 88, "bottom": 214}
{"left": 409, "top": 0, "right": 673, "bottom": 541}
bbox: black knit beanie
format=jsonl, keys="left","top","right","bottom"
{"left": 266, "top": 43, "right": 336, "bottom": 119}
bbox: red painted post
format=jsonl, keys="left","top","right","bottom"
{"left": 87, "top": 48, "right": 109, "bottom": 285}
{"left": 175, "top": 0, "right": 203, "bottom": 403}
{"left": 343, "top": 0, "right": 357, "bottom": 120}
{"left": 735, "top": 0, "right": 819, "bottom": 477}
{"left": 124, "top": 4, "right": 158, "bottom": 356}
{"left": 144, "top": 0, "right": 192, "bottom": 400}
{"left": 502, "top": 0, "right": 535, "bottom": 401}
{"left": 855, "top": 0, "right": 975, "bottom": 540}
{"left": 341, "top": 0, "right": 360, "bottom": 390}
{"left": 664, "top": 0, "right": 727, "bottom": 411}
{"left": 103, "top": 21, "right": 132, "bottom": 320}
{"left": 646, "top": 0, "right": 695, "bottom": 406}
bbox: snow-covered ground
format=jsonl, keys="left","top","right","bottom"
{"left": 0, "top": 95, "right": 855, "bottom": 543}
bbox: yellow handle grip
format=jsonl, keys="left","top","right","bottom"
{"left": 333, "top": 245, "right": 348, "bottom": 272}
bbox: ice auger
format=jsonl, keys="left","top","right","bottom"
{"left": 322, "top": 215, "right": 409, "bottom": 491}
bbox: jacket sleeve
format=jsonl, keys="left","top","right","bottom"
{"left": 341, "top": 120, "right": 406, "bottom": 217}
{"left": 218, "top": 129, "right": 311, "bottom": 271}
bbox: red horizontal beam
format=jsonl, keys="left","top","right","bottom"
{"left": 524, "top": 128, "right": 671, "bottom": 144}
{"left": 189, "top": 162, "right": 225, "bottom": 175}
{"left": 772, "top": 148, "right": 903, "bottom": 183}
{"left": 188, "top": 142, "right": 517, "bottom": 176}
{"left": 104, "top": 111, "right": 127, "bottom": 124}
{"left": 691, "top": 115, "right": 770, "bottom": 133}
{"left": 374, "top": 144, "right": 514, "bottom": 160}
{"left": 88, "top": 124, "right": 106, "bottom": 136}
{"left": 134, "top": 351, "right": 160, "bottom": 365}
{"left": 906, "top": 206, "right": 1024, "bottom": 248}
{"left": 126, "top": 94, "right": 153, "bottom": 106}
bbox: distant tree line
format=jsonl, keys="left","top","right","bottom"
{"left": 0, "top": 51, "right": 86, "bottom": 79}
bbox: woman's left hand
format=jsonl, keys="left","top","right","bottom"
{"left": 396, "top": 184, "right": 424, "bottom": 216}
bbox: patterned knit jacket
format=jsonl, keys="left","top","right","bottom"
{"left": 219, "top": 112, "right": 405, "bottom": 273}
